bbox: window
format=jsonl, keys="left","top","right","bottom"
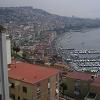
{"left": 48, "top": 88, "right": 50, "bottom": 95}
{"left": 74, "top": 87, "right": 80, "bottom": 96}
{"left": 37, "top": 95, "right": 41, "bottom": 100}
{"left": 74, "top": 87, "right": 80, "bottom": 92}
{"left": 37, "top": 88, "right": 41, "bottom": 95}
{"left": 48, "top": 79, "right": 50, "bottom": 88}
{"left": 56, "top": 82, "right": 59, "bottom": 88}
{"left": 55, "top": 81, "right": 59, "bottom": 96}
{"left": 18, "top": 96, "right": 20, "bottom": 100}
{"left": 10, "top": 94, "right": 15, "bottom": 100}
{"left": 74, "top": 80, "right": 81, "bottom": 96}
{"left": 75, "top": 80, "right": 80, "bottom": 87}
{"left": 11, "top": 83, "right": 15, "bottom": 88}
{"left": 36, "top": 87, "right": 41, "bottom": 99}
{"left": 48, "top": 79, "right": 51, "bottom": 100}
{"left": 23, "top": 86, "right": 27, "bottom": 93}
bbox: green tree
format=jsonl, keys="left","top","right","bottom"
{"left": 22, "top": 51, "right": 27, "bottom": 59}
{"left": 60, "top": 82, "right": 68, "bottom": 95}
{"left": 12, "top": 42, "right": 20, "bottom": 59}
{"left": 0, "top": 25, "right": 6, "bottom": 33}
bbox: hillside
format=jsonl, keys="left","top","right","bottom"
{"left": 0, "top": 7, "right": 100, "bottom": 31}
{"left": 0, "top": 7, "right": 100, "bottom": 46}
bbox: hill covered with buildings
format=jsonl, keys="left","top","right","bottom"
{"left": 0, "top": 7, "right": 100, "bottom": 31}
{"left": 0, "top": 7, "right": 100, "bottom": 46}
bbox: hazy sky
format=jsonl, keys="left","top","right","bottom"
{"left": 0, "top": 0, "right": 100, "bottom": 18}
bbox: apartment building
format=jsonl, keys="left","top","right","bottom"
{"left": 62, "top": 71, "right": 100, "bottom": 100}
{"left": 8, "top": 62, "right": 59, "bottom": 100}
{"left": 6, "top": 34, "right": 11, "bottom": 64}
{"left": 87, "top": 76, "right": 100, "bottom": 100}
{"left": 0, "top": 32, "right": 10, "bottom": 100}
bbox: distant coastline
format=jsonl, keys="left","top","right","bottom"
{"left": 55, "top": 27, "right": 100, "bottom": 50}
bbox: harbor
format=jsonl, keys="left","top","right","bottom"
{"left": 55, "top": 28, "right": 100, "bottom": 72}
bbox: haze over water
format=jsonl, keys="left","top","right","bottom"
{"left": 57, "top": 28, "right": 100, "bottom": 50}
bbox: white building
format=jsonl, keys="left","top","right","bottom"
{"left": 0, "top": 33, "right": 10, "bottom": 100}
{"left": 6, "top": 35, "right": 11, "bottom": 64}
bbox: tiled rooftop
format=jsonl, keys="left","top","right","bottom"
{"left": 8, "top": 62, "right": 59, "bottom": 85}
{"left": 65, "top": 71, "right": 92, "bottom": 81}
{"left": 65, "top": 71, "right": 100, "bottom": 87}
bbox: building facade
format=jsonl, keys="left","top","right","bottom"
{"left": 62, "top": 71, "right": 100, "bottom": 100}
{"left": 0, "top": 33, "right": 10, "bottom": 100}
{"left": 8, "top": 62, "right": 59, "bottom": 100}
{"left": 6, "top": 35, "right": 11, "bottom": 64}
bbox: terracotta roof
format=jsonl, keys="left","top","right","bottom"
{"left": 63, "top": 71, "right": 100, "bottom": 87}
{"left": 65, "top": 71, "right": 92, "bottom": 81}
{"left": 8, "top": 62, "right": 59, "bottom": 85}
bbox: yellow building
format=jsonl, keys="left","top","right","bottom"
{"left": 62, "top": 71, "right": 100, "bottom": 100}
{"left": 8, "top": 62, "right": 59, "bottom": 100}
{"left": 85, "top": 76, "right": 100, "bottom": 100}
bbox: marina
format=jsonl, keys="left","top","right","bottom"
{"left": 56, "top": 28, "right": 100, "bottom": 72}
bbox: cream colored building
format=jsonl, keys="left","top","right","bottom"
{"left": 6, "top": 35, "right": 11, "bottom": 64}
{"left": 8, "top": 62, "right": 59, "bottom": 100}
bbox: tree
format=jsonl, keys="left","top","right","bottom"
{"left": 0, "top": 25, "right": 6, "bottom": 33}
{"left": 60, "top": 82, "right": 68, "bottom": 95}
{"left": 22, "top": 51, "right": 27, "bottom": 59}
{"left": 12, "top": 42, "right": 20, "bottom": 60}
{"left": 13, "top": 42, "right": 20, "bottom": 54}
{"left": 12, "top": 42, "right": 20, "bottom": 67}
